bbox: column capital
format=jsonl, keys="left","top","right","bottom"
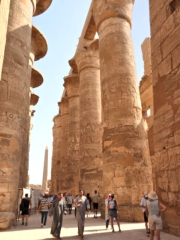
{"left": 30, "top": 93, "right": 39, "bottom": 106}
{"left": 59, "top": 97, "right": 69, "bottom": 116}
{"left": 70, "top": 39, "right": 99, "bottom": 73}
{"left": 92, "top": 0, "right": 134, "bottom": 30}
{"left": 63, "top": 75, "right": 79, "bottom": 99}
{"left": 30, "top": 25, "right": 48, "bottom": 64}
{"left": 34, "top": 0, "right": 53, "bottom": 16}
{"left": 31, "top": 66, "right": 43, "bottom": 88}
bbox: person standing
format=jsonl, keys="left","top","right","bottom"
{"left": 92, "top": 190, "right": 99, "bottom": 218}
{"left": 67, "top": 193, "right": 74, "bottom": 214}
{"left": 146, "top": 191, "right": 167, "bottom": 240}
{"left": 105, "top": 194, "right": 111, "bottom": 229}
{"left": 38, "top": 194, "right": 50, "bottom": 227}
{"left": 75, "top": 190, "right": 89, "bottom": 239}
{"left": 21, "top": 193, "right": 32, "bottom": 226}
{"left": 49, "top": 192, "right": 67, "bottom": 239}
{"left": 86, "top": 193, "right": 92, "bottom": 217}
{"left": 108, "top": 194, "right": 121, "bottom": 232}
{"left": 140, "top": 192, "right": 150, "bottom": 236}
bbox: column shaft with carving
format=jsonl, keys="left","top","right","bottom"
{"left": 64, "top": 75, "right": 80, "bottom": 196}
{"left": 72, "top": 39, "right": 102, "bottom": 194}
{"left": 93, "top": 0, "right": 152, "bottom": 221}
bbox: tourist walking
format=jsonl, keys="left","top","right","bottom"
{"left": 86, "top": 193, "right": 92, "bottom": 217}
{"left": 92, "top": 190, "right": 99, "bottom": 218}
{"left": 67, "top": 193, "right": 74, "bottom": 214}
{"left": 108, "top": 194, "right": 121, "bottom": 232}
{"left": 105, "top": 194, "right": 111, "bottom": 229}
{"left": 20, "top": 193, "right": 32, "bottom": 226}
{"left": 140, "top": 192, "right": 150, "bottom": 236}
{"left": 75, "top": 190, "right": 90, "bottom": 239}
{"left": 146, "top": 191, "right": 167, "bottom": 240}
{"left": 49, "top": 193, "right": 67, "bottom": 239}
{"left": 38, "top": 194, "right": 50, "bottom": 227}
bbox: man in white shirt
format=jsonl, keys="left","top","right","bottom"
{"left": 140, "top": 192, "right": 150, "bottom": 237}
{"left": 92, "top": 190, "right": 100, "bottom": 218}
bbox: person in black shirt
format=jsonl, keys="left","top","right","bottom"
{"left": 21, "top": 193, "right": 31, "bottom": 226}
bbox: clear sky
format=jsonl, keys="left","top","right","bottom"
{"left": 29, "top": 0, "right": 150, "bottom": 184}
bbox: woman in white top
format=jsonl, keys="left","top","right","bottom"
{"left": 146, "top": 191, "right": 167, "bottom": 240}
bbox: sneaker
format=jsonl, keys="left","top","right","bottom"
{"left": 146, "top": 232, "right": 149, "bottom": 237}
{"left": 43, "top": 225, "right": 47, "bottom": 228}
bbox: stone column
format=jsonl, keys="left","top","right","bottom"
{"left": 0, "top": 0, "right": 35, "bottom": 229}
{"left": 70, "top": 39, "right": 103, "bottom": 195}
{"left": 64, "top": 75, "right": 80, "bottom": 196}
{"left": 56, "top": 112, "right": 62, "bottom": 193}
{"left": 93, "top": 0, "right": 152, "bottom": 221}
{"left": 59, "top": 97, "right": 69, "bottom": 191}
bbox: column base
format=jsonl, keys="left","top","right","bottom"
{"left": 0, "top": 212, "right": 15, "bottom": 230}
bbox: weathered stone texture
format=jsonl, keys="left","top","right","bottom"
{"left": 74, "top": 39, "right": 103, "bottom": 195}
{"left": 93, "top": 0, "right": 152, "bottom": 221}
{"left": 0, "top": 0, "right": 11, "bottom": 80}
{"left": 64, "top": 75, "right": 80, "bottom": 196}
{"left": 150, "top": 0, "right": 180, "bottom": 236}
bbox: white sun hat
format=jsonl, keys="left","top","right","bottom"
{"left": 148, "top": 191, "right": 158, "bottom": 200}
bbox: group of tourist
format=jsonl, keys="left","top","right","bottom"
{"left": 19, "top": 190, "right": 167, "bottom": 240}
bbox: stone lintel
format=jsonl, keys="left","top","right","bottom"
{"left": 93, "top": 1, "right": 133, "bottom": 31}
{"left": 139, "top": 75, "right": 152, "bottom": 94}
{"left": 63, "top": 75, "right": 79, "bottom": 99}
{"left": 31, "top": 25, "right": 48, "bottom": 61}
{"left": 31, "top": 66, "right": 43, "bottom": 88}
{"left": 33, "top": 0, "right": 53, "bottom": 17}
{"left": 30, "top": 93, "right": 39, "bottom": 106}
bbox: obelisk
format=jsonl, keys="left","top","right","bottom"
{"left": 42, "top": 146, "right": 48, "bottom": 193}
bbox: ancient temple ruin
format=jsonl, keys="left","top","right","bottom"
{"left": 0, "top": 0, "right": 52, "bottom": 229}
{"left": 51, "top": 0, "right": 180, "bottom": 237}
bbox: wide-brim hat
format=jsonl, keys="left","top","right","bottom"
{"left": 144, "top": 192, "right": 148, "bottom": 198}
{"left": 148, "top": 191, "right": 158, "bottom": 200}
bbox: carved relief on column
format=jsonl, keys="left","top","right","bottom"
{"left": 93, "top": 1, "right": 152, "bottom": 222}
{"left": 64, "top": 74, "right": 80, "bottom": 195}
{"left": 70, "top": 39, "right": 103, "bottom": 194}
{"left": 59, "top": 97, "right": 69, "bottom": 191}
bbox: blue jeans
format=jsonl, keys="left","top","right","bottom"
{"left": 41, "top": 211, "right": 48, "bottom": 226}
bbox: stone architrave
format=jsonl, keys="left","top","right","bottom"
{"left": 0, "top": 0, "right": 35, "bottom": 229}
{"left": 71, "top": 39, "right": 103, "bottom": 195}
{"left": 59, "top": 97, "right": 69, "bottom": 191}
{"left": 92, "top": 0, "right": 152, "bottom": 221}
{"left": 150, "top": 0, "right": 180, "bottom": 235}
{"left": 64, "top": 75, "right": 80, "bottom": 196}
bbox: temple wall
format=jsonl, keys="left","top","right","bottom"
{"left": 150, "top": 0, "right": 180, "bottom": 236}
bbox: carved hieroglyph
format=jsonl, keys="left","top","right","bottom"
{"left": 93, "top": 0, "right": 152, "bottom": 221}
{"left": 64, "top": 75, "right": 80, "bottom": 196}
{"left": 59, "top": 97, "right": 69, "bottom": 191}
{"left": 73, "top": 39, "right": 103, "bottom": 195}
{"left": 150, "top": 0, "right": 180, "bottom": 236}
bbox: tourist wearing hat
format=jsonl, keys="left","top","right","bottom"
{"left": 146, "top": 191, "right": 167, "bottom": 240}
{"left": 140, "top": 192, "right": 150, "bottom": 236}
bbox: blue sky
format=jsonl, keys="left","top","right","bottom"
{"left": 29, "top": 0, "right": 150, "bottom": 184}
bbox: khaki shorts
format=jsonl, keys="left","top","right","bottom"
{"left": 149, "top": 215, "right": 162, "bottom": 230}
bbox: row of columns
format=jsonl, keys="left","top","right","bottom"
{"left": 51, "top": 0, "right": 152, "bottom": 221}
{"left": 0, "top": 0, "right": 52, "bottom": 229}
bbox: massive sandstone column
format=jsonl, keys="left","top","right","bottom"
{"left": 0, "top": 0, "right": 52, "bottom": 229}
{"left": 150, "top": 0, "right": 180, "bottom": 235}
{"left": 64, "top": 75, "right": 80, "bottom": 195}
{"left": 59, "top": 97, "right": 69, "bottom": 191}
{"left": 93, "top": 0, "right": 152, "bottom": 221}
{"left": 70, "top": 39, "right": 103, "bottom": 195}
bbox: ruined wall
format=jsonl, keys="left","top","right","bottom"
{"left": 150, "top": 0, "right": 180, "bottom": 236}
{"left": 0, "top": 0, "right": 11, "bottom": 80}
